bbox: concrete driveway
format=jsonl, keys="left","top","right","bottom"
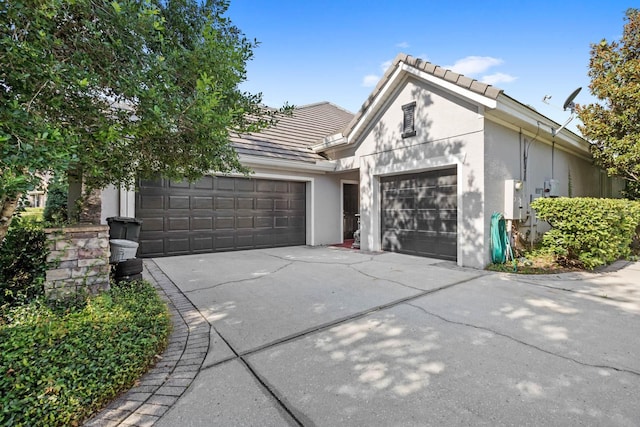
{"left": 105, "top": 246, "right": 640, "bottom": 426}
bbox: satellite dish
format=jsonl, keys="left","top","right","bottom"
{"left": 552, "top": 87, "right": 582, "bottom": 136}
{"left": 562, "top": 87, "right": 582, "bottom": 112}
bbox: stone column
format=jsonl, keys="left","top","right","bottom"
{"left": 45, "top": 225, "right": 111, "bottom": 299}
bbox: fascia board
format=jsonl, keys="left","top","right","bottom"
{"left": 239, "top": 154, "right": 337, "bottom": 172}
{"left": 401, "top": 64, "right": 498, "bottom": 109}
{"left": 490, "top": 97, "right": 592, "bottom": 157}
{"left": 310, "top": 133, "right": 347, "bottom": 153}
{"left": 346, "top": 66, "right": 405, "bottom": 143}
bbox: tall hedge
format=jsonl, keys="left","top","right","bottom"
{"left": 531, "top": 197, "right": 640, "bottom": 269}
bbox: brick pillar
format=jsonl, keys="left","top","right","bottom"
{"left": 45, "top": 225, "right": 111, "bottom": 299}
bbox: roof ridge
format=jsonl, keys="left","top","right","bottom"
{"left": 294, "top": 101, "right": 354, "bottom": 114}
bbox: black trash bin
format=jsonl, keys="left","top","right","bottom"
{"left": 107, "top": 216, "right": 143, "bottom": 242}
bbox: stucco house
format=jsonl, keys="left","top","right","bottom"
{"left": 101, "top": 53, "right": 621, "bottom": 268}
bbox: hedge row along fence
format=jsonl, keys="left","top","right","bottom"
{"left": 531, "top": 197, "right": 640, "bottom": 269}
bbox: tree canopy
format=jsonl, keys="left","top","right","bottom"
{"left": 577, "top": 8, "right": 640, "bottom": 199}
{"left": 1, "top": 0, "right": 288, "bottom": 238}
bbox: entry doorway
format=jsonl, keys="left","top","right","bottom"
{"left": 342, "top": 183, "right": 359, "bottom": 240}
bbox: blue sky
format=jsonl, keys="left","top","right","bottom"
{"left": 227, "top": 1, "right": 634, "bottom": 133}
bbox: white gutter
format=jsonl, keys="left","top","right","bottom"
{"left": 239, "top": 154, "right": 337, "bottom": 173}
{"left": 311, "top": 132, "right": 347, "bottom": 153}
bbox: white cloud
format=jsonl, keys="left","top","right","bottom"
{"left": 362, "top": 74, "right": 380, "bottom": 87}
{"left": 380, "top": 60, "right": 392, "bottom": 72}
{"left": 481, "top": 72, "right": 517, "bottom": 85}
{"left": 396, "top": 41, "right": 409, "bottom": 49}
{"left": 446, "top": 56, "right": 503, "bottom": 75}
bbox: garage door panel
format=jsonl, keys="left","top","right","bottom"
{"left": 236, "top": 216, "right": 254, "bottom": 229}
{"left": 192, "top": 217, "right": 213, "bottom": 231}
{"left": 137, "top": 176, "right": 306, "bottom": 257}
{"left": 169, "top": 196, "right": 190, "bottom": 209}
{"left": 236, "top": 198, "right": 254, "bottom": 210}
{"left": 194, "top": 176, "right": 214, "bottom": 189}
{"left": 381, "top": 168, "right": 457, "bottom": 261}
{"left": 216, "top": 197, "right": 234, "bottom": 210}
{"left": 235, "top": 179, "right": 254, "bottom": 192}
{"left": 139, "top": 195, "right": 164, "bottom": 210}
{"left": 167, "top": 237, "right": 190, "bottom": 254}
{"left": 216, "top": 177, "right": 235, "bottom": 191}
{"left": 215, "top": 216, "right": 235, "bottom": 229}
{"left": 193, "top": 196, "right": 214, "bottom": 209}
{"left": 168, "top": 217, "right": 189, "bottom": 231}
{"left": 169, "top": 179, "right": 190, "bottom": 188}
{"left": 256, "top": 198, "right": 274, "bottom": 210}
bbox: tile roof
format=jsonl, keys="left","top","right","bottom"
{"left": 231, "top": 102, "right": 354, "bottom": 163}
{"left": 340, "top": 53, "right": 503, "bottom": 138}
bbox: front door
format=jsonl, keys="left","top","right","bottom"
{"left": 343, "top": 183, "right": 359, "bottom": 240}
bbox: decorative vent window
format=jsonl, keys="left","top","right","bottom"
{"left": 401, "top": 101, "right": 417, "bottom": 138}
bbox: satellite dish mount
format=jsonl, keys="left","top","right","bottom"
{"left": 552, "top": 87, "right": 582, "bottom": 136}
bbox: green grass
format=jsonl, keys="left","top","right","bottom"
{"left": 19, "top": 207, "right": 44, "bottom": 222}
{"left": 0, "top": 281, "right": 171, "bottom": 426}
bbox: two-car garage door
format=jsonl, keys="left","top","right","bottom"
{"left": 136, "top": 176, "right": 306, "bottom": 257}
{"left": 381, "top": 168, "right": 457, "bottom": 261}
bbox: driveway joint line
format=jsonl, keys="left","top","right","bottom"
{"left": 200, "top": 273, "right": 485, "bottom": 368}
{"left": 152, "top": 259, "right": 307, "bottom": 427}
{"left": 405, "top": 302, "right": 640, "bottom": 377}
{"left": 183, "top": 260, "right": 295, "bottom": 294}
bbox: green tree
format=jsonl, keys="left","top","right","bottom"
{"left": 577, "top": 8, "right": 640, "bottom": 199}
{"left": 1, "top": 0, "right": 289, "bottom": 240}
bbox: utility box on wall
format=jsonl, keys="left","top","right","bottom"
{"left": 504, "top": 179, "right": 524, "bottom": 220}
{"left": 543, "top": 179, "right": 560, "bottom": 197}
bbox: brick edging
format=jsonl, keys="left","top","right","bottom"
{"left": 84, "top": 260, "right": 210, "bottom": 426}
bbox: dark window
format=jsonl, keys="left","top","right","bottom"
{"left": 402, "top": 102, "right": 416, "bottom": 138}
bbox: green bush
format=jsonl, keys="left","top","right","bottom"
{"left": 0, "top": 218, "right": 48, "bottom": 307}
{"left": 531, "top": 197, "right": 640, "bottom": 269}
{"left": 0, "top": 281, "right": 171, "bottom": 426}
{"left": 43, "top": 181, "right": 68, "bottom": 225}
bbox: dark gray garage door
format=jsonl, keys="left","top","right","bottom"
{"left": 136, "top": 176, "right": 306, "bottom": 257}
{"left": 381, "top": 168, "right": 457, "bottom": 261}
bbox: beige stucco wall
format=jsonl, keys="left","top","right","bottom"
{"left": 346, "top": 77, "right": 488, "bottom": 268}
{"left": 484, "top": 120, "right": 620, "bottom": 257}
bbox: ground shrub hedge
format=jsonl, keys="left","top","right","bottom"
{"left": 0, "top": 218, "right": 47, "bottom": 307}
{"left": 0, "top": 281, "right": 171, "bottom": 426}
{"left": 531, "top": 197, "right": 640, "bottom": 269}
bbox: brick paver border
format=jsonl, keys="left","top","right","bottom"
{"left": 84, "top": 260, "right": 209, "bottom": 427}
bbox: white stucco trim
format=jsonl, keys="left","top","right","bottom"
{"left": 119, "top": 188, "right": 135, "bottom": 218}
{"left": 340, "top": 179, "right": 359, "bottom": 244}
{"left": 369, "top": 153, "right": 465, "bottom": 177}
{"left": 400, "top": 63, "right": 498, "bottom": 109}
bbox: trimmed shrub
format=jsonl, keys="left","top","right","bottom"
{"left": 0, "top": 218, "right": 48, "bottom": 307}
{"left": 0, "top": 281, "right": 171, "bottom": 426}
{"left": 531, "top": 197, "right": 640, "bottom": 269}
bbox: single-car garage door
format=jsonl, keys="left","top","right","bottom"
{"left": 136, "top": 176, "right": 306, "bottom": 257}
{"left": 381, "top": 168, "right": 457, "bottom": 261}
